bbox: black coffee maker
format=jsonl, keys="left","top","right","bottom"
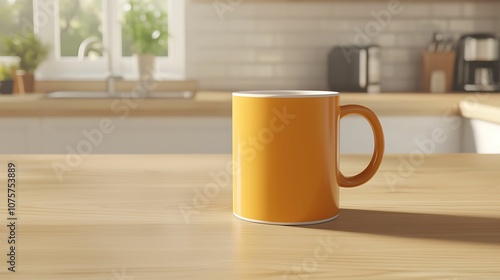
{"left": 453, "top": 33, "right": 500, "bottom": 92}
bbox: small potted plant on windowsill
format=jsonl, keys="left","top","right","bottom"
{"left": 122, "top": 0, "right": 168, "bottom": 82}
{"left": 0, "top": 63, "right": 16, "bottom": 94}
{"left": 4, "top": 32, "right": 49, "bottom": 93}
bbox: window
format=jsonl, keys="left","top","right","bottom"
{"left": 0, "top": 0, "right": 34, "bottom": 63}
{"left": 0, "top": 0, "right": 34, "bottom": 55}
{"left": 2, "top": 0, "right": 185, "bottom": 80}
{"left": 58, "top": 0, "right": 103, "bottom": 58}
{"left": 121, "top": 0, "right": 169, "bottom": 57}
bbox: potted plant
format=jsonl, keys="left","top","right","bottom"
{"left": 4, "top": 32, "right": 49, "bottom": 93}
{"left": 0, "top": 63, "right": 16, "bottom": 94}
{"left": 122, "top": 0, "right": 168, "bottom": 82}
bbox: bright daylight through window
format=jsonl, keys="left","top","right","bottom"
{"left": 0, "top": 0, "right": 185, "bottom": 80}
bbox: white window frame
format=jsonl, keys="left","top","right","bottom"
{"left": 34, "top": 0, "right": 185, "bottom": 80}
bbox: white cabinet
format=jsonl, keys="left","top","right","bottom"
{"left": 41, "top": 117, "right": 232, "bottom": 154}
{"left": 0, "top": 118, "right": 42, "bottom": 154}
{"left": 340, "top": 116, "right": 463, "bottom": 154}
{"left": 463, "top": 118, "right": 500, "bottom": 154}
{"left": 0, "top": 115, "right": 473, "bottom": 154}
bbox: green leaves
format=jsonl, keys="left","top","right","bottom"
{"left": 0, "top": 63, "right": 17, "bottom": 81}
{"left": 4, "top": 32, "right": 49, "bottom": 72}
{"left": 122, "top": 0, "right": 168, "bottom": 56}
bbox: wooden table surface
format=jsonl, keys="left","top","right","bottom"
{"left": 0, "top": 154, "right": 499, "bottom": 279}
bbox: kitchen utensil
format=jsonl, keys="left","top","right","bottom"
{"left": 428, "top": 32, "right": 443, "bottom": 52}
{"left": 430, "top": 70, "right": 447, "bottom": 93}
{"left": 443, "top": 38, "right": 455, "bottom": 52}
{"left": 453, "top": 33, "right": 500, "bottom": 92}
{"left": 328, "top": 45, "right": 381, "bottom": 93}
{"left": 421, "top": 51, "right": 456, "bottom": 93}
{"left": 232, "top": 90, "right": 384, "bottom": 225}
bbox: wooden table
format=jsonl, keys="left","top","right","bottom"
{"left": 0, "top": 154, "right": 499, "bottom": 279}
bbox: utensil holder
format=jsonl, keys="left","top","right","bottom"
{"left": 420, "top": 51, "right": 456, "bottom": 93}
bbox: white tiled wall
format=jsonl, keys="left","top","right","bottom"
{"left": 185, "top": 1, "right": 500, "bottom": 92}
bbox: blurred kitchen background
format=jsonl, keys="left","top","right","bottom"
{"left": 186, "top": 1, "right": 500, "bottom": 92}
{"left": 1, "top": 0, "right": 500, "bottom": 156}
{"left": 1, "top": 1, "right": 499, "bottom": 92}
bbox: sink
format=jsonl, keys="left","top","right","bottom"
{"left": 46, "top": 91, "right": 195, "bottom": 99}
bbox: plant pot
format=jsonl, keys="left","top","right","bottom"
{"left": 137, "top": 54, "right": 156, "bottom": 83}
{"left": 15, "top": 70, "right": 35, "bottom": 93}
{"left": 0, "top": 80, "right": 14, "bottom": 94}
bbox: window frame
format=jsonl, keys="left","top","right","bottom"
{"left": 33, "top": 0, "right": 185, "bottom": 80}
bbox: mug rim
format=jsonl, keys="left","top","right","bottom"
{"left": 233, "top": 90, "right": 339, "bottom": 98}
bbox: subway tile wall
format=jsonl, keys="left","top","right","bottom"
{"left": 185, "top": 1, "right": 500, "bottom": 92}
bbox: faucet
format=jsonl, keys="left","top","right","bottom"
{"left": 106, "top": 75, "right": 122, "bottom": 96}
{"left": 78, "top": 37, "right": 122, "bottom": 96}
{"left": 77, "top": 37, "right": 100, "bottom": 60}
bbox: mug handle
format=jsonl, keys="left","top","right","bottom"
{"left": 338, "top": 105, "right": 385, "bottom": 188}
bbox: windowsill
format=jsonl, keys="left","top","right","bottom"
{"left": 35, "top": 79, "right": 198, "bottom": 94}
{"left": 37, "top": 74, "right": 186, "bottom": 82}
{"left": 35, "top": 63, "right": 186, "bottom": 81}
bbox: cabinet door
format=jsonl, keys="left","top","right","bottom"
{"left": 42, "top": 117, "right": 232, "bottom": 154}
{"left": 0, "top": 118, "right": 41, "bottom": 154}
{"left": 464, "top": 118, "right": 500, "bottom": 154}
{"left": 340, "top": 116, "right": 462, "bottom": 154}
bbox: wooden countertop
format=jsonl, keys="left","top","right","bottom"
{"left": 0, "top": 154, "right": 499, "bottom": 279}
{"left": 0, "top": 92, "right": 232, "bottom": 117}
{"left": 460, "top": 100, "right": 500, "bottom": 125}
{"left": 1, "top": 92, "right": 500, "bottom": 117}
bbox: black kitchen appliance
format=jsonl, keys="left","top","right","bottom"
{"left": 453, "top": 33, "right": 500, "bottom": 92}
{"left": 328, "top": 45, "right": 381, "bottom": 93}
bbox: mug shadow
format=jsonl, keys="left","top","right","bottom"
{"left": 302, "top": 209, "right": 500, "bottom": 246}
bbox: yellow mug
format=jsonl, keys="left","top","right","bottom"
{"left": 233, "top": 90, "right": 384, "bottom": 225}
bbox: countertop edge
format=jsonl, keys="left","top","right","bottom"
{"left": 0, "top": 92, "right": 499, "bottom": 117}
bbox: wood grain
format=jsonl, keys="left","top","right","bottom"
{"left": 1, "top": 92, "right": 500, "bottom": 117}
{"left": 0, "top": 92, "right": 232, "bottom": 117}
{"left": 0, "top": 154, "right": 499, "bottom": 279}
{"left": 460, "top": 100, "right": 500, "bottom": 125}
